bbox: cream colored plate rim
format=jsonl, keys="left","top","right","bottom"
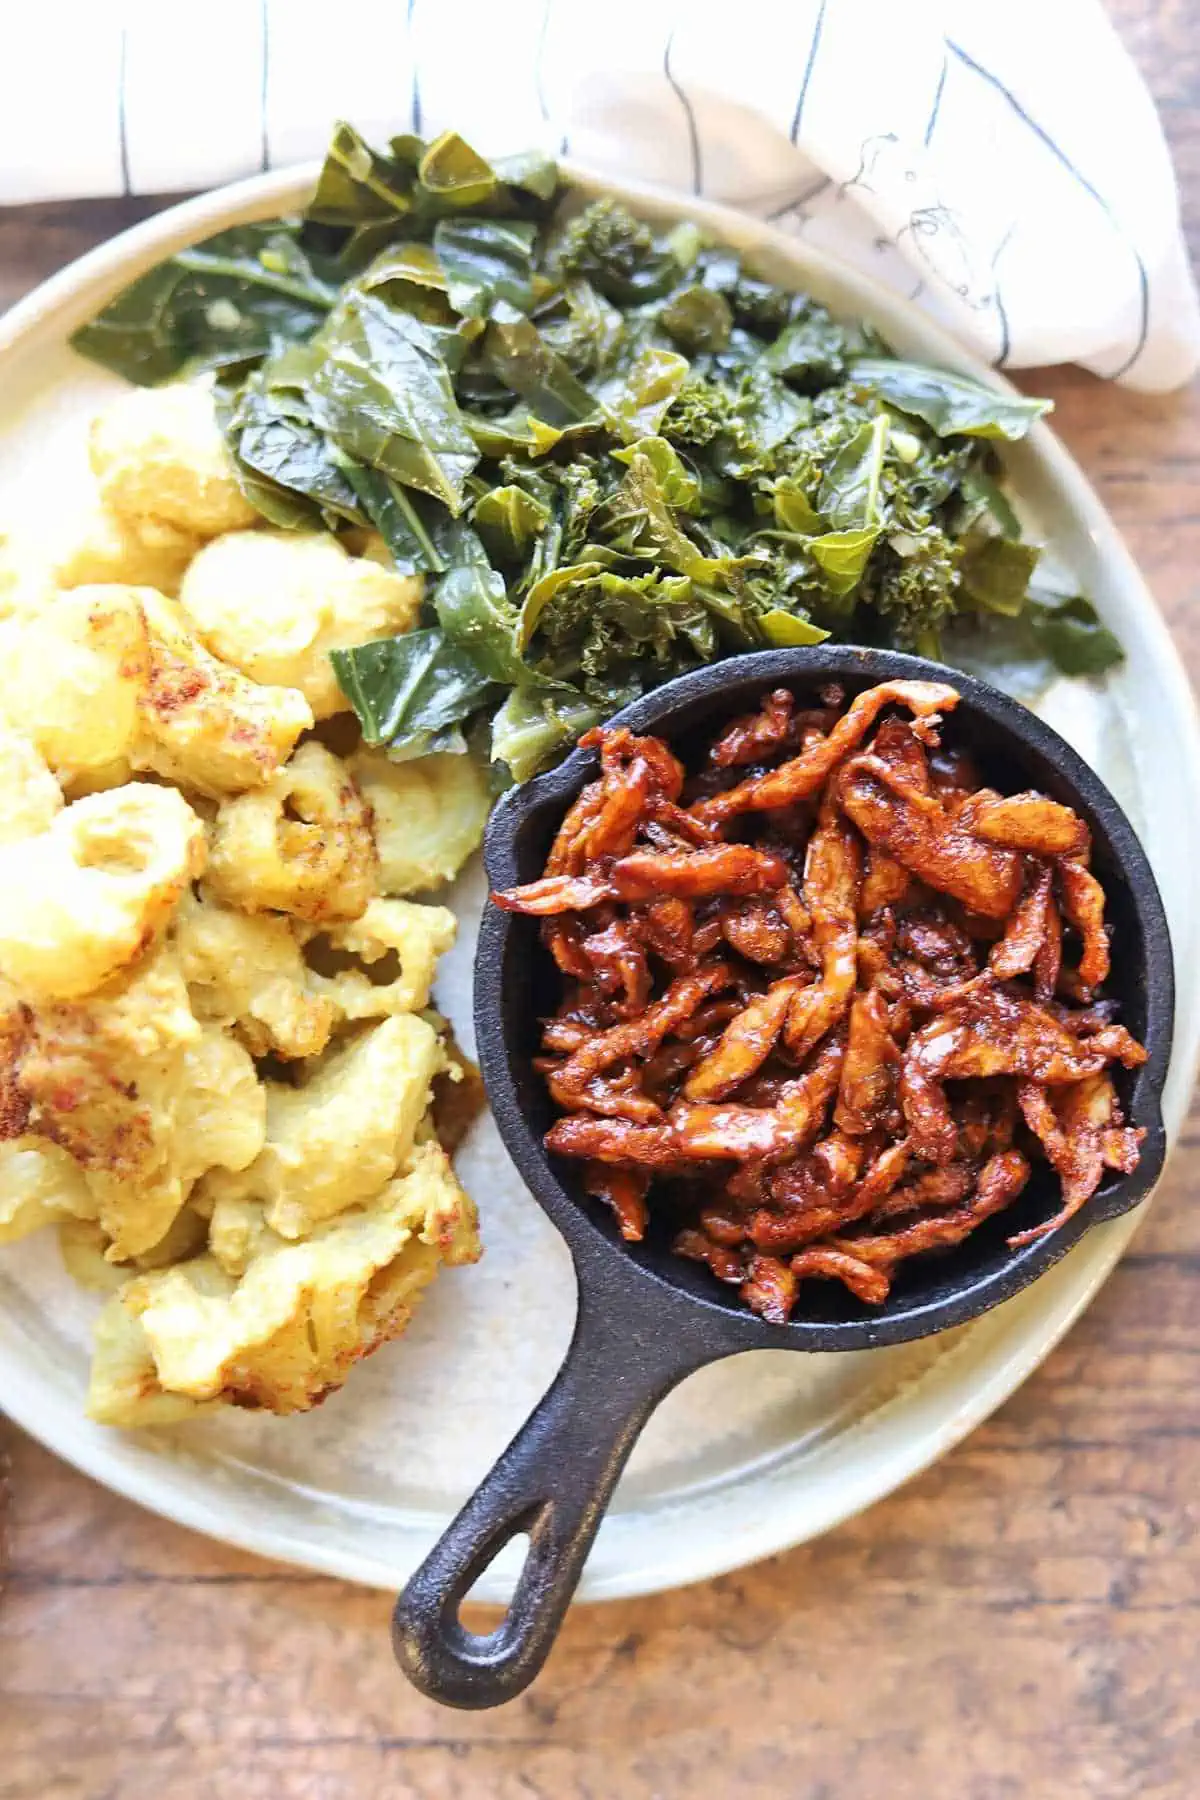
{"left": 0, "top": 164, "right": 1196, "bottom": 1602}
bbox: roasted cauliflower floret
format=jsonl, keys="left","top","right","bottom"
{"left": 133, "top": 589, "right": 314, "bottom": 796}
{"left": 207, "top": 1190, "right": 276, "bottom": 1280}
{"left": 178, "top": 528, "right": 422, "bottom": 717}
{"left": 9, "top": 953, "right": 265, "bottom": 1264}
{"left": 206, "top": 740, "right": 378, "bottom": 922}
{"left": 0, "top": 783, "right": 206, "bottom": 1001}
{"left": 0, "top": 585, "right": 149, "bottom": 780}
{"left": 174, "top": 1024, "right": 266, "bottom": 1185}
{"left": 352, "top": 750, "right": 489, "bottom": 895}
{"left": 57, "top": 1217, "right": 136, "bottom": 1293}
{"left": 52, "top": 499, "right": 198, "bottom": 597}
{"left": 207, "top": 1012, "right": 448, "bottom": 1241}
{"left": 87, "top": 1140, "right": 479, "bottom": 1422}
{"left": 87, "top": 1286, "right": 219, "bottom": 1425}
{"left": 0, "top": 721, "right": 63, "bottom": 845}
{"left": 0, "top": 1139, "right": 97, "bottom": 1245}
{"left": 0, "top": 526, "right": 50, "bottom": 622}
{"left": 90, "top": 381, "right": 258, "bottom": 538}
{"left": 11, "top": 946, "right": 201, "bottom": 1258}
{"left": 0, "top": 580, "right": 313, "bottom": 800}
{"left": 171, "top": 890, "right": 336, "bottom": 1060}
{"left": 0, "top": 499, "right": 196, "bottom": 618}
{"left": 58, "top": 1207, "right": 210, "bottom": 1290}
{"left": 304, "top": 898, "right": 457, "bottom": 1020}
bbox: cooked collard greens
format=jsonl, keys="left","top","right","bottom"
{"left": 74, "top": 125, "right": 1122, "bottom": 780}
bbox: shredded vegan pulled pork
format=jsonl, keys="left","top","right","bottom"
{"left": 492, "top": 682, "right": 1146, "bottom": 1323}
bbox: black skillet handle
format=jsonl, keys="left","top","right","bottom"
{"left": 392, "top": 1285, "right": 721, "bottom": 1710}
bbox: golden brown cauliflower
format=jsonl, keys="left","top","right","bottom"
{"left": 206, "top": 1011, "right": 449, "bottom": 1241}
{"left": 171, "top": 890, "right": 336, "bottom": 1061}
{"left": 0, "top": 497, "right": 197, "bottom": 618}
{"left": 178, "top": 527, "right": 422, "bottom": 717}
{"left": 0, "top": 721, "right": 63, "bottom": 846}
{"left": 52, "top": 500, "right": 199, "bottom": 597}
{"left": 8, "top": 945, "right": 268, "bottom": 1263}
{"left": 303, "top": 898, "right": 457, "bottom": 1020}
{"left": 205, "top": 740, "right": 379, "bottom": 922}
{"left": 133, "top": 589, "right": 313, "bottom": 796}
{"left": 0, "top": 380, "right": 482, "bottom": 1433}
{"left": 0, "top": 585, "right": 149, "bottom": 782}
{"left": 0, "top": 783, "right": 206, "bottom": 1001}
{"left": 87, "top": 1140, "right": 479, "bottom": 1421}
{"left": 0, "top": 1139, "right": 98, "bottom": 1245}
{"left": 0, "top": 581, "right": 313, "bottom": 801}
{"left": 352, "top": 749, "right": 489, "bottom": 895}
{"left": 10, "top": 945, "right": 202, "bottom": 1258}
{"left": 89, "top": 382, "right": 258, "bottom": 538}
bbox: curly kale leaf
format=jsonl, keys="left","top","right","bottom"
{"left": 524, "top": 566, "right": 718, "bottom": 684}
{"left": 661, "top": 376, "right": 750, "bottom": 452}
{"left": 553, "top": 198, "right": 683, "bottom": 304}
{"left": 862, "top": 529, "right": 963, "bottom": 656}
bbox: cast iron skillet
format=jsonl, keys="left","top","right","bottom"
{"left": 393, "top": 646, "right": 1174, "bottom": 1710}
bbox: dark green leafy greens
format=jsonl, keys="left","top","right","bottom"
{"left": 73, "top": 223, "right": 338, "bottom": 384}
{"left": 950, "top": 591, "right": 1123, "bottom": 699}
{"left": 850, "top": 359, "right": 1053, "bottom": 441}
{"left": 218, "top": 344, "right": 363, "bottom": 530}
{"left": 306, "top": 291, "right": 480, "bottom": 509}
{"left": 328, "top": 629, "right": 498, "bottom": 760}
{"left": 74, "top": 123, "right": 1122, "bottom": 780}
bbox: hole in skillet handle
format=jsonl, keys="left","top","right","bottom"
{"left": 477, "top": 646, "right": 1176, "bottom": 1346}
{"left": 392, "top": 1281, "right": 723, "bottom": 1710}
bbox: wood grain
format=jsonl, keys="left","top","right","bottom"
{"left": 2, "top": 8, "right": 1199, "bottom": 1796}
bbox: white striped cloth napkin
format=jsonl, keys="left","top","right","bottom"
{"left": 2, "top": 0, "right": 1196, "bottom": 389}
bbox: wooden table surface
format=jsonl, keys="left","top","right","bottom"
{"left": 2, "top": 9, "right": 1199, "bottom": 1797}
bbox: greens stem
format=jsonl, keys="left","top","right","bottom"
{"left": 173, "top": 250, "right": 337, "bottom": 309}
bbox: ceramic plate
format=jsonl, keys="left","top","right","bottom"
{"left": 1, "top": 168, "right": 1197, "bottom": 1602}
